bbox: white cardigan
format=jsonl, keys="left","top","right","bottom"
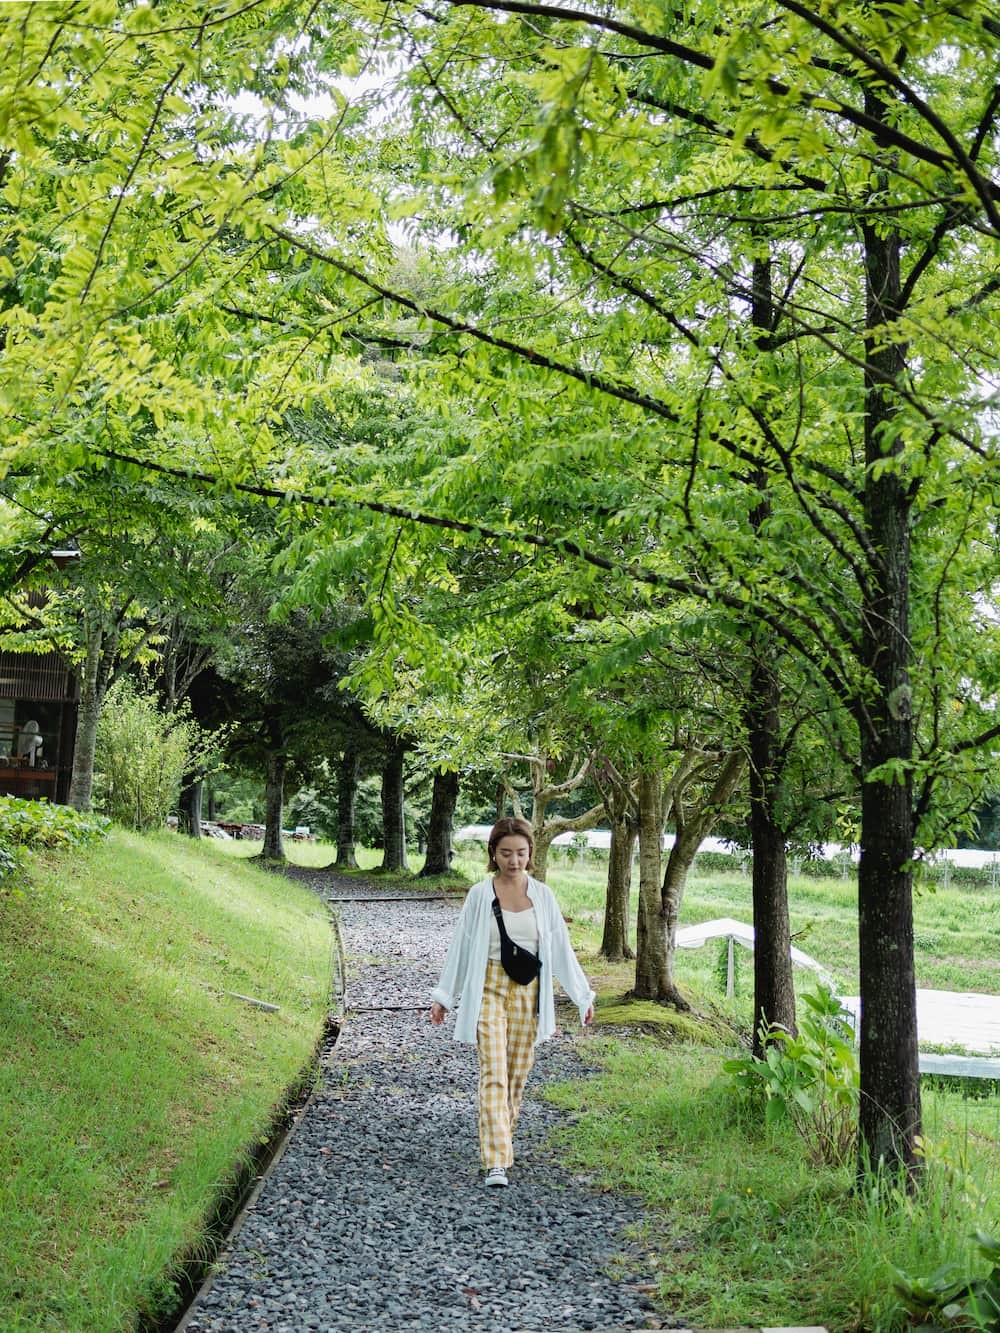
{"left": 431, "top": 876, "right": 596, "bottom": 1044}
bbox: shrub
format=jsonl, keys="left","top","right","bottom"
{"left": 94, "top": 682, "right": 205, "bottom": 831}
{"left": 800, "top": 854, "right": 856, "bottom": 879}
{"left": 0, "top": 839, "right": 17, "bottom": 878}
{"left": 724, "top": 984, "right": 859, "bottom": 1167}
{"left": 0, "top": 796, "right": 110, "bottom": 849}
{"left": 926, "top": 862, "right": 997, "bottom": 888}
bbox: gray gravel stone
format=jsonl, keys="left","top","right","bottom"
{"left": 180, "top": 869, "right": 668, "bottom": 1333}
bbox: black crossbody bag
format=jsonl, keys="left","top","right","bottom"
{"left": 491, "top": 895, "right": 542, "bottom": 985}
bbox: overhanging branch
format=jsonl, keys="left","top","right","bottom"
{"left": 436, "top": 0, "right": 998, "bottom": 222}
{"left": 94, "top": 444, "right": 858, "bottom": 708}
{"left": 267, "top": 225, "right": 682, "bottom": 424}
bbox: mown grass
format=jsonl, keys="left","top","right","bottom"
{"left": 0, "top": 831, "right": 332, "bottom": 1332}
{"left": 245, "top": 837, "right": 999, "bottom": 1019}
{"left": 680, "top": 866, "right": 1000, "bottom": 996}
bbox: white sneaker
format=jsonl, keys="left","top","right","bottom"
{"left": 484, "top": 1166, "right": 509, "bottom": 1188}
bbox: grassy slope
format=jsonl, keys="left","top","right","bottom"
{"left": 0, "top": 831, "right": 332, "bottom": 1333}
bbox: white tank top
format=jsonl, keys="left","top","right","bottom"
{"left": 489, "top": 906, "right": 539, "bottom": 961}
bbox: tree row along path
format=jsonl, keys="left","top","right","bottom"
{"left": 178, "top": 867, "right": 665, "bottom": 1333}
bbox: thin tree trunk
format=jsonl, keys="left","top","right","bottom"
{"left": 857, "top": 120, "right": 920, "bottom": 1177}
{"left": 380, "top": 738, "right": 409, "bottom": 871}
{"left": 659, "top": 751, "right": 746, "bottom": 1009}
{"left": 421, "top": 768, "right": 459, "bottom": 876}
{"left": 601, "top": 815, "right": 636, "bottom": 960}
{"left": 335, "top": 748, "right": 361, "bottom": 868}
{"left": 179, "top": 774, "right": 203, "bottom": 839}
{"left": 504, "top": 754, "right": 603, "bottom": 882}
{"left": 748, "top": 654, "right": 795, "bottom": 1054}
{"left": 746, "top": 250, "right": 797, "bottom": 1052}
{"left": 68, "top": 620, "right": 114, "bottom": 812}
{"left": 658, "top": 850, "right": 693, "bottom": 1010}
{"left": 634, "top": 769, "right": 669, "bottom": 999}
{"left": 68, "top": 681, "right": 101, "bottom": 812}
{"left": 261, "top": 749, "right": 286, "bottom": 861}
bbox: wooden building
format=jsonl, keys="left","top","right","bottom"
{"left": 0, "top": 649, "right": 78, "bottom": 804}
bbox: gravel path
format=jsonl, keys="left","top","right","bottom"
{"left": 180, "top": 868, "right": 663, "bottom": 1333}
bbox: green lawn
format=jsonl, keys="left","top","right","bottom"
{"left": 235, "top": 835, "right": 999, "bottom": 1015}
{"left": 0, "top": 831, "right": 332, "bottom": 1332}
{"left": 531, "top": 850, "right": 1000, "bottom": 1022}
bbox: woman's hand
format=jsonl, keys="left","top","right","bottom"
{"left": 430, "top": 1001, "right": 446, "bottom": 1026}
{"left": 584, "top": 1003, "right": 594, "bottom": 1025}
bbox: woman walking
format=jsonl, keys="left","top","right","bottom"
{"left": 430, "top": 816, "right": 595, "bottom": 1187}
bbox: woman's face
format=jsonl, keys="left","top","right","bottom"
{"left": 493, "top": 835, "right": 531, "bottom": 877}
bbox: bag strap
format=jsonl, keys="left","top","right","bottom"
{"left": 491, "top": 894, "right": 513, "bottom": 942}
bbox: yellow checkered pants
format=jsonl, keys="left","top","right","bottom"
{"left": 476, "top": 959, "right": 539, "bottom": 1169}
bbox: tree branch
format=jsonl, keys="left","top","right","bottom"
{"left": 439, "top": 0, "right": 998, "bottom": 219}
{"left": 268, "top": 226, "right": 682, "bottom": 425}
{"left": 94, "top": 445, "right": 860, "bottom": 711}
{"left": 770, "top": 0, "right": 1000, "bottom": 232}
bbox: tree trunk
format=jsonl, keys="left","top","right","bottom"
{"left": 747, "top": 653, "right": 796, "bottom": 1055}
{"left": 504, "top": 754, "right": 603, "bottom": 883}
{"left": 745, "top": 241, "right": 798, "bottom": 1053}
{"left": 530, "top": 830, "right": 552, "bottom": 883}
{"left": 380, "top": 737, "right": 409, "bottom": 871}
{"left": 68, "top": 678, "right": 101, "bottom": 813}
{"left": 68, "top": 619, "right": 115, "bottom": 812}
{"left": 421, "top": 768, "right": 459, "bottom": 876}
{"left": 261, "top": 749, "right": 286, "bottom": 861}
{"left": 528, "top": 801, "right": 605, "bottom": 882}
{"left": 531, "top": 828, "right": 558, "bottom": 883}
{"left": 178, "top": 774, "right": 203, "bottom": 839}
{"left": 531, "top": 810, "right": 606, "bottom": 882}
{"left": 658, "top": 849, "right": 694, "bottom": 1009}
{"left": 335, "top": 748, "right": 361, "bottom": 868}
{"left": 659, "top": 750, "right": 746, "bottom": 1009}
{"left": 857, "top": 124, "right": 921, "bottom": 1177}
{"left": 634, "top": 769, "right": 669, "bottom": 999}
{"left": 601, "top": 814, "right": 636, "bottom": 960}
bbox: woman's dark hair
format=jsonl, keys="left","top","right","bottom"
{"left": 487, "top": 817, "right": 535, "bottom": 872}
